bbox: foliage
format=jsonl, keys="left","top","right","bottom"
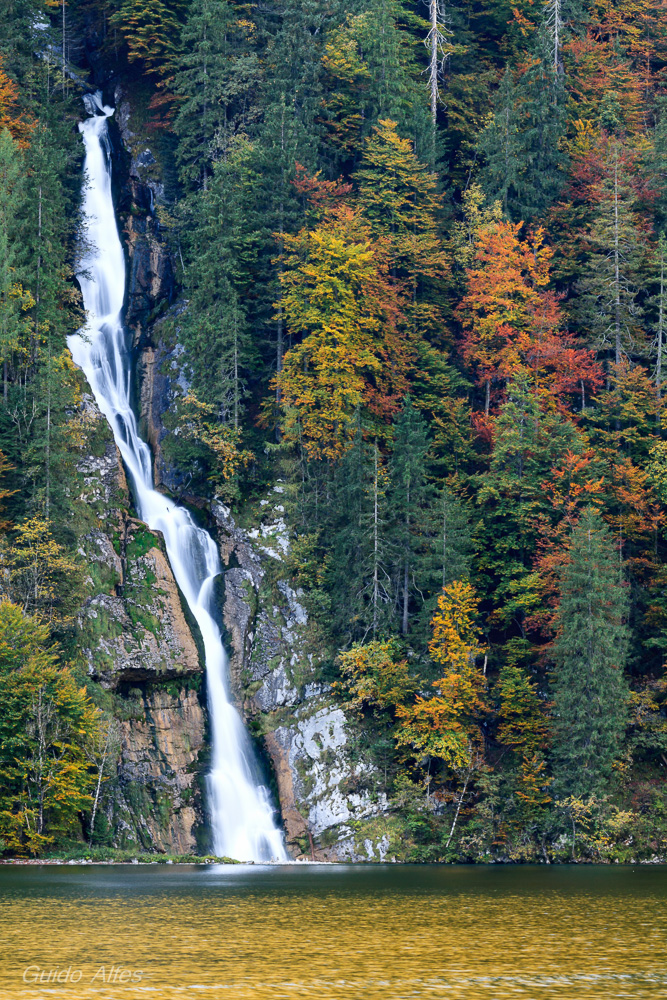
{"left": 4, "top": 0, "right": 667, "bottom": 859}
{"left": 0, "top": 602, "right": 101, "bottom": 855}
{"left": 551, "top": 508, "right": 631, "bottom": 798}
{"left": 337, "top": 638, "right": 416, "bottom": 711}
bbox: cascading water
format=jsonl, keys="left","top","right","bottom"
{"left": 69, "top": 92, "right": 286, "bottom": 863}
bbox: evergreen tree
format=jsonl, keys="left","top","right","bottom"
{"left": 511, "top": 33, "right": 567, "bottom": 220}
{"left": 479, "top": 35, "right": 567, "bottom": 223}
{"left": 172, "top": 0, "right": 260, "bottom": 192}
{"left": 478, "top": 68, "right": 520, "bottom": 218}
{"left": 649, "top": 96, "right": 667, "bottom": 234}
{"left": 386, "top": 398, "right": 437, "bottom": 637}
{"left": 574, "top": 138, "right": 649, "bottom": 364}
{"left": 0, "top": 129, "right": 25, "bottom": 393}
{"left": 551, "top": 507, "right": 630, "bottom": 797}
{"left": 323, "top": 430, "right": 393, "bottom": 644}
{"left": 109, "top": 0, "right": 185, "bottom": 78}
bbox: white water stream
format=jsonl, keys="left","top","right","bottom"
{"left": 68, "top": 93, "right": 286, "bottom": 863}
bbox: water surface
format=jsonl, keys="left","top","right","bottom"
{"left": 1, "top": 864, "right": 664, "bottom": 999}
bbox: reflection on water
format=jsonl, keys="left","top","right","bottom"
{"left": 1, "top": 864, "right": 665, "bottom": 999}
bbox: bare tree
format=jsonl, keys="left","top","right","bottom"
{"left": 424, "top": 0, "right": 452, "bottom": 128}
{"left": 86, "top": 718, "right": 121, "bottom": 847}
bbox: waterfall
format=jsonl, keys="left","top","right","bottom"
{"left": 68, "top": 92, "right": 286, "bottom": 863}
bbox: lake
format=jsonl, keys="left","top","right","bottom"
{"left": 0, "top": 864, "right": 664, "bottom": 999}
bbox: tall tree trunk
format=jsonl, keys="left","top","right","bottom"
{"left": 89, "top": 726, "right": 111, "bottom": 848}
{"left": 233, "top": 308, "right": 239, "bottom": 432}
{"left": 34, "top": 186, "right": 41, "bottom": 367}
{"left": 62, "top": 0, "right": 66, "bottom": 99}
{"left": 445, "top": 769, "right": 470, "bottom": 849}
{"left": 442, "top": 494, "right": 448, "bottom": 590}
{"left": 428, "top": 0, "right": 439, "bottom": 126}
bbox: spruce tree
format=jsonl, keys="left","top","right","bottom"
{"left": 324, "top": 429, "right": 393, "bottom": 644}
{"left": 172, "top": 0, "right": 260, "bottom": 192}
{"left": 386, "top": 398, "right": 436, "bottom": 637}
{"left": 512, "top": 32, "right": 567, "bottom": 220}
{"left": 575, "top": 138, "right": 648, "bottom": 363}
{"left": 478, "top": 68, "right": 520, "bottom": 218}
{"left": 479, "top": 35, "right": 566, "bottom": 223}
{"left": 551, "top": 508, "right": 630, "bottom": 798}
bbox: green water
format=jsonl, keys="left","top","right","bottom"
{"left": 0, "top": 863, "right": 665, "bottom": 998}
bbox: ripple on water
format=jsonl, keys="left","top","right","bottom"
{"left": 1, "top": 864, "right": 666, "bottom": 1000}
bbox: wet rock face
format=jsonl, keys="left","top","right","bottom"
{"left": 212, "top": 495, "right": 390, "bottom": 862}
{"left": 136, "top": 318, "right": 191, "bottom": 492}
{"left": 114, "top": 95, "right": 174, "bottom": 344}
{"left": 112, "top": 89, "right": 189, "bottom": 492}
{"left": 79, "top": 530, "right": 200, "bottom": 687}
{"left": 110, "top": 686, "right": 206, "bottom": 854}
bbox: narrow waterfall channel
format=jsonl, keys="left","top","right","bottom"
{"left": 68, "top": 93, "right": 287, "bottom": 863}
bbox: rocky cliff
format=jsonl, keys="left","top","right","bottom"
{"left": 75, "top": 389, "right": 207, "bottom": 853}
{"left": 210, "top": 497, "right": 393, "bottom": 861}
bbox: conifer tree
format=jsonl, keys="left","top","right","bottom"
{"left": 479, "top": 69, "right": 520, "bottom": 218}
{"left": 172, "top": 0, "right": 260, "bottom": 191}
{"left": 386, "top": 398, "right": 436, "bottom": 637}
{"left": 511, "top": 34, "right": 567, "bottom": 220}
{"left": 574, "top": 138, "right": 649, "bottom": 364}
{"left": 324, "top": 430, "right": 393, "bottom": 644}
{"left": 551, "top": 507, "right": 630, "bottom": 797}
{"left": 0, "top": 129, "right": 25, "bottom": 391}
{"left": 480, "top": 36, "right": 566, "bottom": 223}
{"left": 109, "top": 0, "right": 185, "bottom": 78}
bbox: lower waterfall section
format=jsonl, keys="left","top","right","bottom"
{"left": 68, "top": 93, "right": 286, "bottom": 863}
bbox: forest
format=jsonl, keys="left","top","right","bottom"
{"left": 0, "top": 0, "right": 666, "bottom": 862}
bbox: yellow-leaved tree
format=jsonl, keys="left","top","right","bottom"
{"left": 0, "top": 601, "right": 101, "bottom": 855}
{"left": 337, "top": 638, "right": 416, "bottom": 712}
{"left": 270, "top": 179, "right": 408, "bottom": 460}
{"left": 396, "top": 580, "right": 488, "bottom": 848}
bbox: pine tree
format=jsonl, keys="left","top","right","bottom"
{"left": 649, "top": 96, "right": 667, "bottom": 234}
{"left": 479, "top": 69, "right": 521, "bottom": 218}
{"left": 0, "top": 129, "right": 25, "bottom": 393}
{"left": 109, "top": 0, "right": 185, "bottom": 78}
{"left": 323, "top": 429, "right": 393, "bottom": 645}
{"left": 652, "top": 234, "right": 667, "bottom": 406}
{"left": 551, "top": 507, "right": 630, "bottom": 797}
{"left": 512, "top": 34, "right": 567, "bottom": 221}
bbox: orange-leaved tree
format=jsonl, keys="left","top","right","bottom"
{"left": 0, "top": 58, "right": 32, "bottom": 146}
{"left": 457, "top": 222, "right": 601, "bottom": 415}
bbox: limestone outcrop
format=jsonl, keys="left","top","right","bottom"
{"left": 212, "top": 495, "right": 391, "bottom": 861}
